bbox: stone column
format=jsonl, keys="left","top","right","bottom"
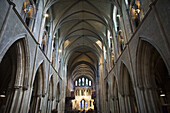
{"left": 32, "top": 1, "right": 43, "bottom": 40}
{"left": 144, "top": 87, "right": 162, "bottom": 113}
{"left": 119, "top": 95, "right": 126, "bottom": 113}
{"left": 46, "top": 21, "right": 53, "bottom": 59}
{"left": 6, "top": 87, "right": 24, "bottom": 113}
{"left": 113, "top": 96, "right": 120, "bottom": 113}
{"left": 135, "top": 87, "right": 148, "bottom": 113}
{"left": 96, "top": 68, "right": 100, "bottom": 113}
{"left": 98, "top": 62, "right": 105, "bottom": 113}
{"left": 38, "top": 16, "right": 46, "bottom": 45}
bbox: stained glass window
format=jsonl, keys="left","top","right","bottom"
{"left": 86, "top": 78, "right": 88, "bottom": 86}
{"left": 85, "top": 101, "right": 87, "bottom": 109}
{"left": 79, "top": 78, "right": 81, "bottom": 86}
{"left": 79, "top": 102, "right": 81, "bottom": 109}
{"left": 89, "top": 80, "right": 91, "bottom": 86}
{"left": 82, "top": 77, "right": 85, "bottom": 86}
{"left": 75, "top": 77, "right": 92, "bottom": 87}
{"left": 75, "top": 80, "right": 77, "bottom": 86}
{"left": 82, "top": 100, "right": 84, "bottom": 108}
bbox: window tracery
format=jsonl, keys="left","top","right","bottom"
{"left": 75, "top": 77, "right": 92, "bottom": 87}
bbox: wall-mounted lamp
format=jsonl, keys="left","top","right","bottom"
{"left": 24, "top": 8, "right": 28, "bottom": 13}
{"left": 0, "top": 95, "right": 5, "bottom": 98}
{"left": 136, "top": 9, "right": 140, "bottom": 14}
{"left": 160, "top": 94, "right": 165, "bottom": 97}
{"left": 43, "top": 13, "right": 49, "bottom": 18}
{"left": 59, "top": 49, "right": 62, "bottom": 53}
{"left": 117, "top": 14, "right": 120, "bottom": 18}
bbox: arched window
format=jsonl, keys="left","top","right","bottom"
{"left": 85, "top": 101, "right": 87, "bottom": 109}
{"left": 107, "top": 30, "right": 111, "bottom": 48}
{"left": 79, "top": 78, "right": 81, "bottom": 86}
{"left": 82, "top": 99, "right": 85, "bottom": 108}
{"left": 113, "top": 6, "right": 125, "bottom": 54}
{"left": 82, "top": 77, "right": 85, "bottom": 86}
{"left": 125, "top": 0, "right": 144, "bottom": 29}
{"left": 21, "top": 0, "right": 38, "bottom": 31}
{"left": 86, "top": 78, "right": 88, "bottom": 86}
{"left": 89, "top": 80, "right": 92, "bottom": 87}
{"left": 79, "top": 102, "right": 81, "bottom": 109}
{"left": 74, "top": 77, "right": 92, "bottom": 87}
{"left": 75, "top": 80, "right": 78, "bottom": 86}
{"left": 79, "top": 99, "right": 86, "bottom": 109}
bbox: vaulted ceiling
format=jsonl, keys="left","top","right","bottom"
{"left": 46, "top": 0, "right": 116, "bottom": 83}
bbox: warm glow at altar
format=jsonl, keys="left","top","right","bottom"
{"left": 72, "top": 87, "right": 94, "bottom": 111}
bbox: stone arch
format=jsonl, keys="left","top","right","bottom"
{"left": 136, "top": 38, "right": 170, "bottom": 113}
{"left": 120, "top": 62, "right": 138, "bottom": 113}
{"left": 49, "top": 75, "right": 56, "bottom": 100}
{"left": 0, "top": 37, "right": 30, "bottom": 113}
{"left": 29, "top": 62, "right": 46, "bottom": 113}
{"left": 0, "top": 34, "right": 30, "bottom": 88}
{"left": 136, "top": 38, "right": 170, "bottom": 88}
{"left": 33, "top": 61, "right": 47, "bottom": 96}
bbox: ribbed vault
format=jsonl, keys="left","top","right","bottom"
{"left": 45, "top": 0, "right": 116, "bottom": 92}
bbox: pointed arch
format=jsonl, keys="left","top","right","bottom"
{"left": 136, "top": 38, "right": 170, "bottom": 113}
{"left": 0, "top": 37, "right": 30, "bottom": 113}
{"left": 119, "top": 62, "right": 138, "bottom": 113}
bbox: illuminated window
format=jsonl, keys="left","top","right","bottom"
{"left": 85, "top": 101, "right": 87, "bottom": 109}
{"left": 79, "top": 102, "right": 81, "bottom": 109}
{"left": 89, "top": 80, "right": 92, "bottom": 86}
{"left": 113, "top": 6, "right": 118, "bottom": 32}
{"left": 86, "top": 78, "right": 88, "bottom": 86}
{"left": 75, "top": 77, "right": 92, "bottom": 87}
{"left": 79, "top": 78, "right": 81, "bottom": 86}
{"left": 82, "top": 77, "right": 85, "bottom": 86}
{"left": 103, "top": 46, "right": 106, "bottom": 60}
{"left": 75, "top": 80, "right": 77, "bottom": 86}
{"left": 125, "top": 0, "right": 144, "bottom": 29}
{"left": 82, "top": 100, "right": 84, "bottom": 108}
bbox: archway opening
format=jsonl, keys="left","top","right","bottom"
{"left": 122, "top": 64, "right": 138, "bottom": 113}
{"left": 0, "top": 40, "right": 26, "bottom": 113}
{"left": 137, "top": 40, "right": 170, "bottom": 113}
{"left": 29, "top": 64, "right": 44, "bottom": 113}
{"left": 155, "top": 55, "right": 170, "bottom": 112}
